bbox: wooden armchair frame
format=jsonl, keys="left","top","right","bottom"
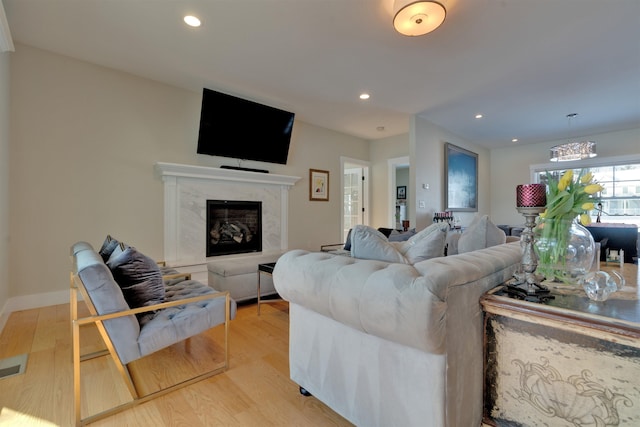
{"left": 70, "top": 272, "right": 230, "bottom": 426}
{"left": 157, "top": 260, "right": 193, "bottom": 281}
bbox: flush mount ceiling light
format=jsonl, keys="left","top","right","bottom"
{"left": 549, "top": 113, "right": 597, "bottom": 162}
{"left": 184, "top": 15, "right": 201, "bottom": 27}
{"left": 393, "top": 1, "right": 446, "bottom": 36}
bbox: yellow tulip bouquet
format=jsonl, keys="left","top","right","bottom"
{"left": 535, "top": 169, "right": 604, "bottom": 282}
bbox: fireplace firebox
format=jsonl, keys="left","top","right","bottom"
{"left": 206, "top": 200, "right": 262, "bottom": 257}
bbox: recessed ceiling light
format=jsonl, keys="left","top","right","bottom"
{"left": 376, "top": 126, "right": 385, "bottom": 132}
{"left": 184, "top": 15, "right": 201, "bottom": 27}
{"left": 512, "top": 138, "right": 519, "bottom": 143}
{"left": 359, "top": 93, "right": 370, "bottom": 100}
{"left": 475, "top": 114, "right": 483, "bottom": 119}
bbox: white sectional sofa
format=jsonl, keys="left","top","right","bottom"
{"left": 273, "top": 236, "right": 521, "bottom": 426}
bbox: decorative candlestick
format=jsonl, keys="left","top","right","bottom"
{"left": 506, "top": 184, "right": 553, "bottom": 302}
{"left": 516, "top": 184, "right": 546, "bottom": 208}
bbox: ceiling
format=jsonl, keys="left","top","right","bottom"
{"left": 3, "top": 0, "right": 640, "bottom": 149}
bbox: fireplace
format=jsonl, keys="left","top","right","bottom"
{"left": 206, "top": 200, "right": 262, "bottom": 257}
{"left": 156, "top": 163, "right": 300, "bottom": 264}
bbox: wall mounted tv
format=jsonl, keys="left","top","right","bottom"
{"left": 196, "top": 88, "right": 295, "bottom": 165}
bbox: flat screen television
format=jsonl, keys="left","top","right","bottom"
{"left": 196, "top": 88, "right": 295, "bottom": 165}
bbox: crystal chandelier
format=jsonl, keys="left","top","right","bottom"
{"left": 550, "top": 114, "right": 597, "bottom": 162}
{"left": 550, "top": 140, "right": 597, "bottom": 162}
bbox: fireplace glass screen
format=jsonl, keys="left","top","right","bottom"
{"left": 206, "top": 200, "right": 262, "bottom": 257}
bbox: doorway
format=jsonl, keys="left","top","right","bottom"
{"left": 341, "top": 157, "right": 370, "bottom": 241}
{"left": 388, "top": 156, "right": 410, "bottom": 229}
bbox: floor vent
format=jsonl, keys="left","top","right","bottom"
{"left": 0, "top": 354, "right": 28, "bottom": 380}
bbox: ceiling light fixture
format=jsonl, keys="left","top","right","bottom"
{"left": 359, "top": 93, "right": 370, "bottom": 100}
{"left": 184, "top": 15, "right": 201, "bottom": 27}
{"left": 549, "top": 113, "right": 597, "bottom": 162}
{"left": 475, "top": 114, "right": 483, "bottom": 119}
{"left": 393, "top": 1, "right": 446, "bottom": 37}
{"left": 550, "top": 141, "right": 597, "bottom": 162}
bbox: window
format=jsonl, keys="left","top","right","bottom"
{"left": 533, "top": 160, "right": 640, "bottom": 227}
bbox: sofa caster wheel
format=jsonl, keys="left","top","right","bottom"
{"left": 299, "top": 386, "right": 312, "bottom": 397}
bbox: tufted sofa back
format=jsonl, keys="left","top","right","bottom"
{"left": 274, "top": 241, "right": 522, "bottom": 355}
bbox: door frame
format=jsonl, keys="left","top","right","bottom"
{"left": 340, "top": 156, "right": 370, "bottom": 240}
{"left": 388, "top": 156, "right": 410, "bottom": 228}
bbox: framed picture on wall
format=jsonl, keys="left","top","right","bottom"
{"left": 396, "top": 186, "right": 407, "bottom": 200}
{"left": 309, "top": 169, "right": 329, "bottom": 201}
{"left": 444, "top": 143, "right": 478, "bottom": 211}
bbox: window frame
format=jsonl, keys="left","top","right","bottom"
{"left": 530, "top": 154, "right": 640, "bottom": 226}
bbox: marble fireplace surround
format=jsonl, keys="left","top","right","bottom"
{"left": 155, "top": 162, "right": 300, "bottom": 266}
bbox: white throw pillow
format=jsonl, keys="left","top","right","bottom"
{"left": 446, "top": 233, "right": 461, "bottom": 256}
{"left": 388, "top": 228, "right": 417, "bottom": 242}
{"left": 457, "top": 215, "right": 506, "bottom": 254}
{"left": 393, "top": 223, "right": 449, "bottom": 264}
{"left": 350, "top": 225, "right": 408, "bottom": 263}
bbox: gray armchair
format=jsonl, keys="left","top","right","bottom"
{"left": 70, "top": 241, "right": 236, "bottom": 426}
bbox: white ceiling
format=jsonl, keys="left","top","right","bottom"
{"left": 3, "top": 0, "right": 640, "bottom": 149}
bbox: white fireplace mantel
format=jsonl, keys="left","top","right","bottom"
{"left": 155, "top": 162, "right": 300, "bottom": 266}
{"left": 155, "top": 162, "right": 300, "bottom": 187}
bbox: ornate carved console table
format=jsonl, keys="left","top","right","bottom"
{"left": 481, "top": 264, "right": 640, "bottom": 426}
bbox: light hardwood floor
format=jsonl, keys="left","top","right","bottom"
{"left": 0, "top": 300, "right": 353, "bottom": 426}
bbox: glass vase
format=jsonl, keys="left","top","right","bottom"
{"left": 534, "top": 218, "right": 595, "bottom": 286}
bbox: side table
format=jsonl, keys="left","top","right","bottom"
{"left": 481, "top": 263, "right": 640, "bottom": 426}
{"left": 257, "top": 262, "right": 280, "bottom": 315}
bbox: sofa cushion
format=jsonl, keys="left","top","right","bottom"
{"left": 98, "top": 235, "right": 121, "bottom": 262}
{"left": 377, "top": 227, "right": 394, "bottom": 238}
{"left": 350, "top": 225, "right": 408, "bottom": 263}
{"left": 138, "top": 279, "right": 237, "bottom": 360}
{"left": 446, "top": 233, "right": 461, "bottom": 255}
{"left": 350, "top": 224, "right": 448, "bottom": 264}
{"left": 394, "top": 223, "right": 449, "bottom": 263}
{"left": 72, "top": 241, "right": 94, "bottom": 256}
{"left": 457, "top": 215, "right": 506, "bottom": 254}
{"left": 388, "top": 228, "right": 417, "bottom": 242}
{"left": 107, "top": 246, "right": 165, "bottom": 326}
{"left": 74, "top": 247, "right": 141, "bottom": 364}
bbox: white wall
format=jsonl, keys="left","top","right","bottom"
{"left": 369, "top": 133, "right": 409, "bottom": 227}
{"left": 490, "top": 127, "right": 640, "bottom": 226}
{"left": 7, "top": 42, "right": 639, "bottom": 314}
{"left": 0, "top": 51, "right": 9, "bottom": 320}
{"left": 396, "top": 167, "right": 409, "bottom": 188}
{"left": 279, "top": 122, "right": 369, "bottom": 250}
{"left": 7, "top": 43, "right": 368, "bottom": 303}
{"left": 413, "top": 117, "right": 491, "bottom": 229}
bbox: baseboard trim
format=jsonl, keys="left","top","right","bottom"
{"left": 0, "top": 289, "right": 74, "bottom": 335}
